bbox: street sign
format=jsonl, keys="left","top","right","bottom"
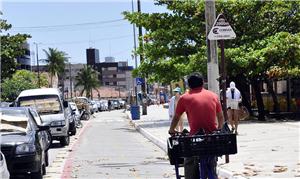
{"left": 136, "top": 78, "right": 144, "bottom": 86}
{"left": 208, "top": 14, "right": 236, "bottom": 40}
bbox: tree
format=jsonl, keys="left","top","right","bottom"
{"left": 0, "top": 12, "right": 31, "bottom": 80}
{"left": 75, "top": 65, "right": 100, "bottom": 98}
{"left": 43, "top": 48, "right": 68, "bottom": 87}
{"left": 124, "top": 0, "right": 300, "bottom": 120}
{"left": 1, "top": 70, "right": 48, "bottom": 101}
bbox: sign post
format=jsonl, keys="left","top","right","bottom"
{"left": 208, "top": 13, "right": 236, "bottom": 163}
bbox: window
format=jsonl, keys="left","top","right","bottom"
{"left": 108, "top": 67, "right": 117, "bottom": 71}
{"left": 113, "top": 82, "right": 117, "bottom": 85}
{"left": 102, "top": 67, "right": 108, "bottom": 71}
{"left": 113, "top": 74, "right": 117, "bottom": 78}
{"left": 105, "top": 82, "right": 110, "bottom": 85}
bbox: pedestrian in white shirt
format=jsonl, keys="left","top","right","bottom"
{"left": 168, "top": 87, "right": 183, "bottom": 132}
{"left": 226, "top": 81, "right": 242, "bottom": 134}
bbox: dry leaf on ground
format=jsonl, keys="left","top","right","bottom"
{"left": 273, "top": 165, "right": 288, "bottom": 173}
{"left": 242, "top": 170, "right": 257, "bottom": 176}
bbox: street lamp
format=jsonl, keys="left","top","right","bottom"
{"left": 33, "top": 42, "right": 41, "bottom": 88}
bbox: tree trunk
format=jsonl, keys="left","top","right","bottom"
{"left": 90, "top": 90, "right": 93, "bottom": 100}
{"left": 80, "top": 89, "right": 84, "bottom": 96}
{"left": 233, "top": 75, "right": 253, "bottom": 115}
{"left": 50, "top": 75, "right": 53, "bottom": 88}
{"left": 266, "top": 79, "right": 280, "bottom": 113}
{"left": 169, "top": 83, "right": 173, "bottom": 97}
{"left": 251, "top": 78, "right": 265, "bottom": 121}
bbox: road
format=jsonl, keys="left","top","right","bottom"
{"left": 58, "top": 110, "right": 175, "bottom": 178}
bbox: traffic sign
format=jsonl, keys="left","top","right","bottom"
{"left": 136, "top": 78, "right": 144, "bottom": 85}
{"left": 208, "top": 14, "right": 236, "bottom": 40}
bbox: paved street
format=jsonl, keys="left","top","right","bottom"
{"left": 127, "top": 105, "right": 300, "bottom": 179}
{"left": 61, "top": 110, "right": 175, "bottom": 179}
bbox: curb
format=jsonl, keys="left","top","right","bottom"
{"left": 126, "top": 111, "right": 246, "bottom": 179}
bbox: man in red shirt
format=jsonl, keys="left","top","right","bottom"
{"left": 169, "top": 73, "right": 224, "bottom": 179}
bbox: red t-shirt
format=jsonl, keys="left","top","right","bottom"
{"left": 175, "top": 87, "right": 222, "bottom": 135}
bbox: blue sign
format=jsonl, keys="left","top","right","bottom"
{"left": 136, "top": 78, "right": 144, "bottom": 85}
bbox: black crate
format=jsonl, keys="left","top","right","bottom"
{"left": 168, "top": 133, "right": 237, "bottom": 164}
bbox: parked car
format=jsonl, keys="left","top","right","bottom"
{"left": 0, "top": 107, "right": 52, "bottom": 178}
{"left": 66, "top": 102, "right": 76, "bottom": 136}
{"left": 16, "top": 88, "right": 70, "bottom": 146}
{"left": 74, "top": 97, "right": 90, "bottom": 112}
{"left": 95, "top": 100, "right": 102, "bottom": 112}
{"left": 118, "top": 100, "right": 126, "bottom": 109}
{"left": 112, "top": 100, "right": 121, "bottom": 109}
{"left": 0, "top": 151, "right": 9, "bottom": 179}
{"left": 69, "top": 102, "right": 80, "bottom": 121}
{"left": 100, "top": 100, "right": 108, "bottom": 111}
{"left": 0, "top": 102, "right": 11, "bottom": 108}
{"left": 90, "top": 100, "right": 98, "bottom": 113}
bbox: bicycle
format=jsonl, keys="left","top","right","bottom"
{"left": 167, "top": 125, "right": 237, "bottom": 179}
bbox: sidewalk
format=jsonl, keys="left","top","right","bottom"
{"left": 126, "top": 105, "right": 300, "bottom": 178}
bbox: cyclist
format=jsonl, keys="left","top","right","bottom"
{"left": 168, "top": 72, "right": 224, "bottom": 179}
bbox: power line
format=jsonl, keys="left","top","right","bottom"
{"left": 39, "top": 34, "right": 132, "bottom": 46}
{"left": 14, "top": 18, "right": 125, "bottom": 29}
{"left": 11, "top": 23, "right": 129, "bottom": 33}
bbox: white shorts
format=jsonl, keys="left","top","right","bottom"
{"left": 227, "top": 100, "right": 239, "bottom": 110}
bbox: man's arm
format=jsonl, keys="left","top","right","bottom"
{"left": 168, "top": 113, "right": 180, "bottom": 134}
{"left": 216, "top": 111, "right": 224, "bottom": 129}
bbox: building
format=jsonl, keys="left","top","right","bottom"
{"left": 104, "top": 56, "right": 115, "bottom": 63}
{"left": 17, "top": 42, "right": 31, "bottom": 70}
{"left": 86, "top": 48, "right": 100, "bottom": 67}
{"left": 85, "top": 48, "right": 134, "bottom": 93}
{"left": 97, "top": 61, "right": 134, "bottom": 90}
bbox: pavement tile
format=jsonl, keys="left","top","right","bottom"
{"left": 127, "top": 105, "right": 300, "bottom": 179}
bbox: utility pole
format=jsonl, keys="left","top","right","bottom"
{"left": 34, "top": 42, "right": 41, "bottom": 88}
{"left": 137, "top": 0, "right": 147, "bottom": 115}
{"left": 131, "top": 0, "right": 138, "bottom": 105}
{"left": 205, "top": 0, "right": 220, "bottom": 96}
{"left": 69, "top": 62, "right": 73, "bottom": 99}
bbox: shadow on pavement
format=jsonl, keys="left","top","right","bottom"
{"left": 112, "top": 127, "right": 137, "bottom": 133}
{"left": 95, "top": 160, "right": 169, "bottom": 168}
{"left": 138, "top": 121, "right": 170, "bottom": 128}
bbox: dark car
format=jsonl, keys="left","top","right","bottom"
{"left": 66, "top": 102, "right": 76, "bottom": 136}
{"left": 0, "top": 107, "right": 52, "bottom": 178}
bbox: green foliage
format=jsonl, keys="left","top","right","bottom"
{"left": 123, "top": 0, "right": 300, "bottom": 83}
{"left": 43, "top": 48, "right": 68, "bottom": 87}
{"left": 0, "top": 13, "right": 31, "bottom": 79}
{"left": 75, "top": 65, "right": 100, "bottom": 98}
{"left": 1, "top": 70, "right": 48, "bottom": 101}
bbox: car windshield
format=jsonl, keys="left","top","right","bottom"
{"left": 0, "top": 109, "right": 30, "bottom": 133}
{"left": 18, "top": 95, "right": 62, "bottom": 115}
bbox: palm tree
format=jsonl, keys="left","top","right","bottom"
{"left": 75, "top": 65, "right": 100, "bottom": 98}
{"left": 43, "top": 48, "right": 68, "bottom": 87}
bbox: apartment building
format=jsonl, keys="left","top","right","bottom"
{"left": 86, "top": 48, "right": 134, "bottom": 92}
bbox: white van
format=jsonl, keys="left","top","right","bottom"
{"left": 16, "top": 88, "right": 70, "bottom": 146}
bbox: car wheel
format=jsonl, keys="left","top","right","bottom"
{"left": 45, "top": 151, "right": 49, "bottom": 167}
{"left": 84, "top": 113, "right": 90, "bottom": 120}
{"left": 42, "top": 164, "right": 46, "bottom": 175}
{"left": 60, "top": 136, "right": 70, "bottom": 146}
{"left": 71, "top": 127, "right": 76, "bottom": 136}
{"left": 31, "top": 164, "right": 43, "bottom": 179}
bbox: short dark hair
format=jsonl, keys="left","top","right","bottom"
{"left": 187, "top": 72, "right": 203, "bottom": 89}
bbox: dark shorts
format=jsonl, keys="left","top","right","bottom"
{"left": 184, "top": 156, "right": 218, "bottom": 179}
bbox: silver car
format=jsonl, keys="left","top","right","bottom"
{"left": 0, "top": 151, "right": 9, "bottom": 179}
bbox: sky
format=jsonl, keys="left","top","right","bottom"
{"left": 1, "top": 0, "right": 168, "bottom": 67}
